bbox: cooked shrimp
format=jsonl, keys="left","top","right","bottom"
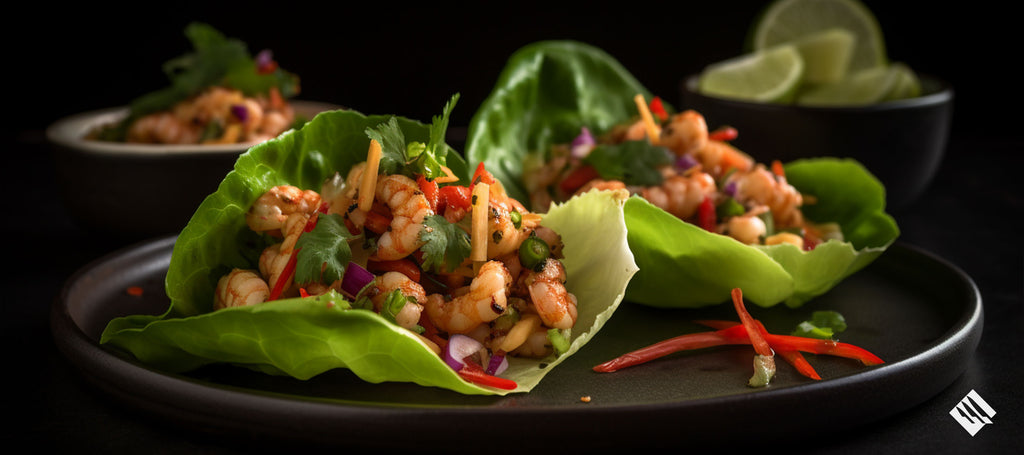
{"left": 658, "top": 110, "right": 708, "bottom": 157}
{"left": 511, "top": 325, "right": 556, "bottom": 358}
{"left": 214, "top": 269, "right": 270, "bottom": 310}
{"left": 524, "top": 258, "right": 577, "bottom": 330}
{"left": 573, "top": 178, "right": 626, "bottom": 196}
{"left": 372, "top": 174, "right": 434, "bottom": 261}
{"left": 726, "top": 214, "right": 767, "bottom": 245}
{"left": 245, "top": 185, "right": 322, "bottom": 233}
{"left": 368, "top": 271, "right": 426, "bottom": 331}
{"left": 425, "top": 260, "right": 512, "bottom": 334}
{"left": 641, "top": 170, "right": 717, "bottom": 220}
{"left": 729, "top": 164, "right": 805, "bottom": 228}
{"left": 695, "top": 140, "right": 754, "bottom": 177}
{"left": 125, "top": 112, "right": 201, "bottom": 144}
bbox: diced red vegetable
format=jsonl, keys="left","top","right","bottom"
{"left": 417, "top": 175, "right": 440, "bottom": 212}
{"left": 471, "top": 162, "right": 495, "bottom": 189}
{"left": 439, "top": 185, "right": 472, "bottom": 213}
{"left": 558, "top": 165, "right": 600, "bottom": 195}
{"left": 649, "top": 96, "right": 668, "bottom": 122}
{"left": 708, "top": 126, "right": 738, "bottom": 142}
{"left": 458, "top": 360, "right": 518, "bottom": 390}
{"left": 367, "top": 258, "right": 422, "bottom": 283}
{"left": 698, "top": 196, "right": 716, "bottom": 231}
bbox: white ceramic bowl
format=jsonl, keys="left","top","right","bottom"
{"left": 47, "top": 100, "right": 341, "bottom": 240}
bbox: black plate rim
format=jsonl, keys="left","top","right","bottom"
{"left": 50, "top": 236, "right": 983, "bottom": 449}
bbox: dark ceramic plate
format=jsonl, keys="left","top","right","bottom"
{"left": 51, "top": 236, "right": 981, "bottom": 450}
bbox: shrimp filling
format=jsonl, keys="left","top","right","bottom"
{"left": 524, "top": 103, "right": 843, "bottom": 249}
{"left": 214, "top": 164, "right": 579, "bottom": 372}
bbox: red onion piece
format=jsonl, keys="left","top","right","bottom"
{"left": 723, "top": 181, "right": 737, "bottom": 197}
{"left": 485, "top": 351, "right": 508, "bottom": 376}
{"left": 230, "top": 104, "right": 249, "bottom": 123}
{"left": 570, "top": 127, "right": 595, "bottom": 158}
{"left": 443, "top": 334, "right": 483, "bottom": 371}
{"left": 674, "top": 154, "right": 698, "bottom": 171}
{"left": 341, "top": 262, "right": 374, "bottom": 296}
{"left": 256, "top": 49, "right": 274, "bottom": 70}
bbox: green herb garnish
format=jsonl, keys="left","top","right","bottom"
{"left": 582, "top": 140, "right": 673, "bottom": 186}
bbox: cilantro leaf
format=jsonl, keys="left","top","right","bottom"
{"left": 583, "top": 140, "right": 673, "bottom": 186}
{"left": 365, "top": 117, "right": 408, "bottom": 176}
{"left": 419, "top": 215, "right": 472, "bottom": 273}
{"left": 791, "top": 310, "right": 848, "bottom": 340}
{"left": 294, "top": 214, "right": 355, "bottom": 285}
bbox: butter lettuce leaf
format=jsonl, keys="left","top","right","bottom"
{"left": 100, "top": 108, "right": 636, "bottom": 395}
{"left": 465, "top": 40, "right": 898, "bottom": 308}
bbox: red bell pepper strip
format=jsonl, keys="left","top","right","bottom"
{"left": 708, "top": 126, "right": 738, "bottom": 142}
{"left": 268, "top": 248, "right": 300, "bottom": 301}
{"left": 439, "top": 184, "right": 472, "bottom": 213}
{"left": 558, "top": 165, "right": 601, "bottom": 195}
{"left": 458, "top": 359, "right": 518, "bottom": 390}
{"left": 417, "top": 175, "right": 440, "bottom": 212}
{"left": 698, "top": 196, "right": 717, "bottom": 232}
{"left": 471, "top": 162, "right": 495, "bottom": 189}
{"left": 711, "top": 323, "right": 884, "bottom": 366}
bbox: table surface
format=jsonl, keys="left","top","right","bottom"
{"left": 6, "top": 127, "right": 1022, "bottom": 453}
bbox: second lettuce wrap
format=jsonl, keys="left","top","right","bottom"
{"left": 465, "top": 40, "right": 899, "bottom": 308}
{"left": 100, "top": 102, "right": 637, "bottom": 395}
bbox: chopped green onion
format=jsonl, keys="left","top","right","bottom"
{"left": 716, "top": 197, "right": 746, "bottom": 219}
{"left": 547, "top": 328, "right": 571, "bottom": 356}
{"left": 519, "top": 234, "right": 551, "bottom": 271}
{"left": 510, "top": 210, "right": 522, "bottom": 229}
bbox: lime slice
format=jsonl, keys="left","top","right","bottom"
{"left": 790, "top": 27, "right": 855, "bottom": 85}
{"left": 698, "top": 44, "right": 804, "bottom": 103}
{"left": 883, "top": 62, "right": 922, "bottom": 101}
{"left": 749, "top": 0, "right": 887, "bottom": 74}
{"left": 795, "top": 64, "right": 899, "bottom": 106}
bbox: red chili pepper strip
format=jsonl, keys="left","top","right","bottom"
{"left": 708, "top": 126, "right": 738, "bottom": 142}
{"left": 649, "top": 96, "right": 668, "bottom": 122}
{"left": 558, "top": 165, "right": 601, "bottom": 195}
{"left": 417, "top": 175, "right": 440, "bottom": 212}
{"left": 593, "top": 330, "right": 741, "bottom": 373}
{"left": 458, "top": 360, "right": 518, "bottom": 390}
{"left": 753, "top": 320, "right": 820, "bottom": 380}
{"left": 698, "top": 196, "right": 717, "bottom": 232}
{"left": 268, "top": 247, "right": 300, "bottom": 301}
{"left": 731, "top": 288, "right": 773, "bottom": 357}
{"left": 771, "top": 160, "right": 786, "bottom": 178}
{"left": 711, "top": 323, "right": 884, "bottom": 366}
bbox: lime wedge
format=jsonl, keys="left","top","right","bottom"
{"left": 883, "top": 62, "right": 922, "bottom": 101}
{"left": 795, "top": 64, "right": 899, "bottom": 106}
{"left": 791, "top": 27, "right": 855, "bottom": 85}
{"left": 698, "top": 44, "right": 804, "bottom": 103}
{"left": 749, "top": 0, "right": 887, "bottom": 74}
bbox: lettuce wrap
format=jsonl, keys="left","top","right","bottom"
{"left": 100, "top": 100, "right": 637, "bottom": 395}
{"left": 464, "top": 40, "right": 899, "bottom": 308}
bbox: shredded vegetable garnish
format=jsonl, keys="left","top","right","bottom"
{"left": 359, "top": 139, "right": 383, "bottom": 212}
{"left": 593, "top": 287, "right": 883, "bottom": 384}
{"left": 633, "top": 94, "right": 660, "bottom": 144}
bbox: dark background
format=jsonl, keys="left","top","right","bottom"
{"left": 7, "top": 1, "right": 1022, "bottom": 453}
{"left": 9, "top": 1, "right": 1016, "bottom": 144}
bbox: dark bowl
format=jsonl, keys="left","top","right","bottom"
{"left": 681, "top": 74, "right": 953, "bottom": 212}
{"left": 46, "top": 101, "right": 341, "bottom": 241}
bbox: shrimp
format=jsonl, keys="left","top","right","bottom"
{"left": 658, "top": 110, "right": 708, "bottom": 156}
{"left": 125, "top": 112, "right": 201, "bottom": 144}
{"left": 425, "top": 260, "right": 512, "bottom": 334}
{"left": 372, "top": 174, "right": 434, "bottom": 261}
{"left": 573, "top": 178, "right": 626, "bottom": 196}
{"left": 524, "top": 258, "right": 577, "bottom": 330}
{"left": 640, "top": 170, "right": 717, "bottom": 220}
{"left": 258, "top": 213, "right": 309, "bottom": 294}
{"left": 694, "top": 140, "right": 754, "bottom": 177}
{"left": 485, "top": 185, "right": 534, "bottom": 259}
{"left": 367, "top": 271, "right": 426, "bottom": 331}
{"left": 245, "top": 185, "right": 322, "bottom": 234}
{"left": 214, "top": 269, "right": 270, "bottom": 310}
{"left": 725, "top": 213, "right": 767, "bottom": 245}
{"left": 729, "top": 164, "right": 804, "bottom": 229}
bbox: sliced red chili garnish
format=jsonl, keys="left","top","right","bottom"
{"left": 698, "top": 196, "right": 717, "bottom": 232}
{"left": 417, "top": 174, "right": 440, "bottom": 212}
{"left": 558, "top": 165, "right": 600, "bottom": 195}
{"left": 367, "top": 258, "right": 422, "bottom": 283}
{"left": 458, "top": 360, "right": 517, "bottom": 390}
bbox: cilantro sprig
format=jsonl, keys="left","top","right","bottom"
{"left": 365, "top": 93, "right": 460, "bottom": 181}
{"left": 294, "top": 214, "right": 356, "bottom": 285}
{"left": 583, "top": 140, "right": 674, "bottom": 187}
{"left": 419, "top": 214, "right": 472, "bottom": 273}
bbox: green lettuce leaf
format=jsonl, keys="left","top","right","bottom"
{"left": 100, "top": 108, "right": 637, "bottom": 395}
{"left": 465, "top": 40, "right": 898, "bottom": 308}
